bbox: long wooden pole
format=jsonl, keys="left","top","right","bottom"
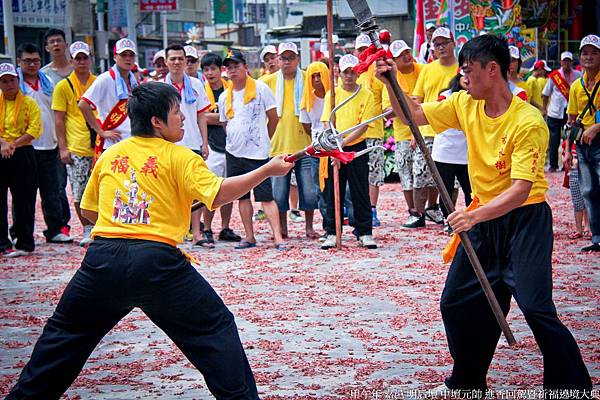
{"left": 327, "top": 0, "right": 342, "bottom": 249}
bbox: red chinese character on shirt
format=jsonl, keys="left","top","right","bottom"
{"left": 501, "top": 135, "right": 507, "bottom": 145}
{"left": 111, "top": 155, "right": 129, "bottom": 174}
{"left": 495, "top": 160, "right": 506, "bottom": 171}
{"left": 141, "top": 156, "right": 159, "bottom": 178}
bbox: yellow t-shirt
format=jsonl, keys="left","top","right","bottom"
{"left": 258, "top": 72, "right": 272, "bottom": 82}
{"left": 81, "top": 136, "right": 224, "bottom": 246}
{"left": 567, "top": 70, "right": 600, "bottom": 130}
{"left": 357, "top": 64, "right": 384, "bottom": 139}
{"left": 413, "top": 59, "right": 458, "bottom": 136}
{"left": 263, "top": 71, "right": 311, "bottom": 156}
{"left": 0, "top": 94, "right": 42, "bottom": 142}
{"left": 52, "top": 73, "right": 97, "bottom": 157}
{"left": 526, "top": 76, "right": 546, "bottom": 106}
{"left": 382, "top": 64, "right": 423, "bottom": 141}
{"left": 321, "top": 85, "right": 376, "bottom": 146}
{"left": 421, "top": 91, "right": 548, "bottom": 205}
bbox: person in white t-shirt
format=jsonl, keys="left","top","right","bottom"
{"left": 159, "top": 43, "right": 212, "bottom": 246}
{"left": 17, "top": 43, "right": 73, "bottom": 244}
{"left": 432, "top": 71, "right": 472, "bottom": 234}
{"left": 217, "top": 50, "right": 286, "bottom": 249}
{"left": 79, "top": 38, "right": 138, "bottom": 151}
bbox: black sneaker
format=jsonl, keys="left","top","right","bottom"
{"left": 403, "top": 211, "right": 425, "bottom": 228}
{"left": 203, "top": 230, "right": 215, "bottom": 244}
{"left": 425, "top": 204, "right": 444, "bottom": 224}
{"left": 581, "top": 243, "right": 600, "bottom": 252}
{"left": 219, "top": 228, "right": 241, "bottom": 242}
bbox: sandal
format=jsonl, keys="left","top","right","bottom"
{"left": 305, "top": 231, "right": 321, "bottom": 240}
{"left": 274, "top": 243, "right": 289, "bottom": 251}
{"left": 235, "top": 240, "right": 257, "bottom": 249}
{"left": 194, "top": 239, "right": 215, "bottom": 248}
{"left": 568, "top": 232, "right": 583, "bottom": 240}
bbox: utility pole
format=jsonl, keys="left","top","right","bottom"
{"left": 97, "top": 0, "right": 108, "bottom": 72}
{"left": 162, "top": 11, "right": 168, "bottom": 49}
{"left": 2, "top": 0, "right": 15, "bottom": 63}
{"left": 126, "top": 0, "right": 138, "bottom": 48}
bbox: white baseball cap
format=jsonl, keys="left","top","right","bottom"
{"left": 390, "top": 40, "right": 411, "bottom": 58}
{"left": 339, "top": 54, "right": 359, "bottom": 72}
{"left": 580, "top": 35, "right": 600, "bottom": 50}
{"left": 509, "top": 45, "right": 520, "bottom": 60}
{"left": 260, "top": 45, "right": 277, "bottom": 62}
{"left": 278, "top": 42, "right": 298, "bottom": 55}
{"left": 70, "top": 41, "right": 91, "bottom": 57}
{"left": 153, "top": 49, "right": 166, "bottom": 63}
{"left": 184, "top": 45, "right": 199, "bottom": 59}
{"left": 0, "top": 63, "right": 18, "bottom": 78}
{"left": 426, "top": 22, "right": 437, "bottom": 31}
{"left": 431, "top": 27, "right": 453, "bottom": 42}
{"left": 355, "top": 34, "right": 371, "bottom": 50}
{"left": 114, "top": 38, "right": 137, "bottom": 55}
{"left": 560, "top": 51, "right": 573, "bottom": 61}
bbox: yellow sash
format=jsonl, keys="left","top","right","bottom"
{"left": 226, "top": 77, "right": 257, "bottom": 119}
{"left": 205, "top": 79, "right": 232, "bottom": 111}
{"left": 0, "top": 91, "right": 25, "bottom": 139}
{"left": 442, "top": 197, "right": 480, "bottom": 263}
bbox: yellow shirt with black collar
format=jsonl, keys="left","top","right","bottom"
{"left": 0, "top": 93, "right": 42, "bottom": 142}
{"left": 421, "top": 91, "right": 548, "bottom": 205}
{"left": 567, "top": 70, "right": 600, "bottom": 129}
{"left": 81, "top": 136, "right": 223, "bottom": 247}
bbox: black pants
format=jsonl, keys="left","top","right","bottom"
{"left": 56, "top": 159, "right": 71, "bottom": 229}
{"left": 34, "top": 148, "right": 66, "bottom": 239}
{"left": 547, "top": 116, "right": 566, "bottom": 170}
{"left": 6, "top": 238, "right": 259, "bottom": 400}
{"left": 441, "top": 202, "right": 591, "bottom": 392}
{"left": 435, "top": 161, "right": 472, "bottom": 218}
{"left": 0, "top": 146, "right": 37, "bottom": 252}
{"left": 323, "top": 141, "right": 371, "bottom": 236}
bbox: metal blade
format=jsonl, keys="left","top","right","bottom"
{"left": 345, "top": 0, "right": 374, "bottom": 26}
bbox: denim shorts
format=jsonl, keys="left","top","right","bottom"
{"left": 271, "top": 156, "right": 318, "bottom": 211}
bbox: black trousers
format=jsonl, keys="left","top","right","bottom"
{"left": 441, "top": 202, "right": 591, "bottom": 392}
{"left": 6, "top": 238, "right": 259, "bottom": 400}
{"left": 34, "top": 148, "right": 66, "bottom": 239}
{"left": 547, "top": 116, "right": 566, "bottom": 170}
{"left": 56, "top": 159, "right": 71, "bottom": 229}
{"left": 0, "top": 146, "right": 37, "bottom": 252}
{"left": 435, "top": 161, "right": 472, "bottom": 218}
{"left": 323, "top": 141, "right": 372, "bottom": 236}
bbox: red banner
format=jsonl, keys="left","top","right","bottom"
{"left": 140, "top": 0, "right": 177, "bottom": 12}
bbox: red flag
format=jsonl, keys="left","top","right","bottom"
{"left": 413, "top": 0, "right": 426, "bottom": 58}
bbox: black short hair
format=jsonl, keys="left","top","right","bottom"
{"left": 128, "top": 83, "right": 181, "bottom": 137}
{"left": 458, "top": 34, "right": 510, "bottom": 81}
{"left": 165, "top": 43, "right": 186, "bottom": 59}
{"left": 441, "top": 72, "right": 464, "bottom": 95}
{"left": 17, "top": 43, "right": 42, "bottom": 59}
{"left": 43, "top": 28, "right": 66, "bottom": 45}
{"left": 201, "top": 52, "right": 223, "bottom": 69}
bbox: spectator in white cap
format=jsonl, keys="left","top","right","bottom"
{"left": 507, "top": 45, "right": 528, "bottom": 101}
{"left": 152, "top": 49, "right": 168, "bottom": 80}
{"left": 542, "top": 50, "right": 581, "bottom": 172}
{"left": 409, "top": 26, "right": 457, "bottom": 229}
{"left": 0, "top": 63, "right": 42, "bottom": 257}
{"left": 382, "top": 40, "right": 425, "bottom": 227}
{"left": 565, "top": 34, "right": 600, "bottom": 252}
{"left": 354, "top": 34, "right": 371, "bottom": 56}
{"left": 527, "top": 59, "right": 551, "bottom": 111}
{"left": 263, "top": 42, "right": 319, "bottom": 240}
{"left": 418, "top": 22, "right": 438, "bottom": 64}
{"left": 17, "top": 42, "right": 75, "bottom": 245}
{"left": 259, "top": 45, "right": 279, "bottom": 81}
{"left": 184, "top": 45, "right": 204, "bottom": 81}
{"left": 52, "top": 41, "right": 98, "bottom": 246}
{"left": 319, "top": 54, "right": 378, "bottom": 250}
{"left": 78, "top": 37, "right": 138, "bottom": 154}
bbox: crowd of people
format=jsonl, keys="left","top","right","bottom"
{"left": 1, "top": 27, "right": 599, "bottom": 257}
{"left": 1, "top": 23, "right": 598, "bottom": 398}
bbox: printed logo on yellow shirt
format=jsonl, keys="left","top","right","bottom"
{"left": 529, "top": 147, "right": 540, "bottom": 175}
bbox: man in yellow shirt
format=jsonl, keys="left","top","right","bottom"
{"left": 382, "top": 39, "right": 423, "bottom": 228}
{"left": 6, "top": 82, "right": 294, "bottom": 399}
{"left": 258, "top": 45, "right": 279, "bottom": 81}
{"left": 565, "top": 34, "right": 600, "bottom": 252}
{"left": 320, "top": 54, "right": 377, "bottom": 250}
{"left": 0, "top": 63, "right": 42, "bottom": 258}
{"left": 526, "top": 60, "right": 550, "bottom": 111}
{"left": 263, "top": 42, "right": 318, "bottom": 239}
{"left": 53, "top": 41, "right": 97, "bottom": 246}
{"left": 376, "top": 34, "right": 591, "bottom": 394}
{"left": 411, "top": 27, "right": 458, "bottom": 228}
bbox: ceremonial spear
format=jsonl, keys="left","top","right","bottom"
{"left": 344, "top": 0, "right": 516, "bottom": 345}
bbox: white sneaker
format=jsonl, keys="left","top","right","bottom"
{"left": 358, "top": 235, "right": 377, "bottom": 249}
{"left": 47, "top": 232, "right": 73, "bottom": 243}
{"left": 321, "top": 235, "right": 336, "bottom": 249}
{"left": 3, "top": 249, "right": 32, "bottom": 258}
{"left": 79, "top": 225, "right": 94, "bottom": 247}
